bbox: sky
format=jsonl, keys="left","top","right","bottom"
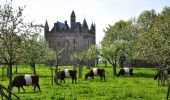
{"left": 1, "top": 0, "right": 170, "bottom": 44}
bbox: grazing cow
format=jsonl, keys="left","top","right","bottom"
{"left": 154, "top": 69, "right": 170, "bottom": 85}
{"left": 12, "top": 74, "right": 41, "bottom": 93}
{"left": 57, "top": 69, "right": 77, "bottom": 84}
{"left": 154, "top": 69, "right": 170, "bottom": 80}
{"left": 117, "top": 68, "right": 133, "bottom": 77}
{"left": 85, "top": 68, "right": 106, "bottom": 81}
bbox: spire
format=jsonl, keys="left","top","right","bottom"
{"left": 90, "top": 23, "right": 96, "bottom": 33}
{"left": 44, "top": 20, "right": 49, "bottom": 35}
{"left": 45, "top": 20, "right": 49, "bottom": 28}
{"left": 71, "top": 10, "right": 76, "bottom": 29}
{"left": 93, "top": 23, "right": 96, "bottom": 31}
{"left": 71, "top": 10, "right": 76, "bottom": 17}
{"left": 90, "top": 23, "right": 94, "bottom": 30}
{"left": 83, "top": 18, "right": 88, "bottom": 29}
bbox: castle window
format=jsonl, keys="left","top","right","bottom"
{"left": 73, "top": 46, "right": 76, "bottom": 51}
{"left": 73, "top": 39, "right": 76, "bottom": 44}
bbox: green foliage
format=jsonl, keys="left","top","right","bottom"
{"left": 102, "top": 6, "right": 170, "bottom": 68}
{"left": 70, "top": 45, "right": 98, "bottom": 78}
{"left": 71, "top": 45, "right": 97, "bottom": 65}
{"left": 102, "top": 20, "right": 138, "bottom": 46}
{"left": 135, "top": 7, "right": 170, "bottom": 66}
{"left": 86, "top": 45, "right": 98, "bottom": 60}
{"left": 0, "top": 1, "right": 30, "bottom": 98}
{"left": 137, "top": 9, "right": 157, "bottom": 30}
{"left": 0, "top": 65, "right": 168, "bottom": 100}
{"left": 23, "top": 33, "right": 54, "bottom": 64}
{"left": 135, "top": 31, "right": 167, "bottom": 64}
{"left": 71, "top": 51, "right": 87, "bottom": 65}
{"left": 101, "top": 20, "right": 138, "bottom": 76}
{"left": 0, "top": 2, "right": 26, "bottom": 64}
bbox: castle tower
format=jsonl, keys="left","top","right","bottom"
{"left": 44, "top": 20, "right": 49, "bottom": 36}
{"left": 71, "top": 11, "right": 76, "bottom": 29}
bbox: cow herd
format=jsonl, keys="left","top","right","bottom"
{"left": 11, "top": 67, "right": 134, "bottom": 93}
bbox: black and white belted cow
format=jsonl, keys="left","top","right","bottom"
{"left": 117, "top": 68, "right": 133, "bottom": 77}
{"left": 154, "top": 68, "right": 170, "bottom": 85}
{"left": 56, "top": 69, "right": 77, "bottom": 84}
{"left": 11, "top": 74, "right": 41, "bottom": 93}
{"left": 85, "top": 68, "right": 106, "bottom": 81}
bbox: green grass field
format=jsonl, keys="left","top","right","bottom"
{"left": 0, "top": 65, "right": 168, "bottom": 100}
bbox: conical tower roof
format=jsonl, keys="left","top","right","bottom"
{"left": 45, "top": 20, "right": 49, "bottom": 28}
{"left": 83, "top": 19, "right": 88, "bottom": 28}
{"left": 71, "top": 11, "right": 76, "bottom": 17}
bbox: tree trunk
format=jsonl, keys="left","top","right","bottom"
{"left": 2, "top": 66, "right": 4, "bottom": 80}
{"left": 51, "top": 65, "right": 53, "bottom": 85}
{"left": 7, "top": 67, "right": 10, "bottom": 78}
{"left": 15, "top": 63, "right": 18, "bottom": 73}
{"left": 55, "top": 65, "right": 59, "bottom": 85}
{"left": 119, "top": 60, "right": 124, "bottom": 68}
{"left": 8, "top": 63, "right": 13, "bottom": 100}
{"left": 73, "top": 65, "right": 76, "bottom": 70}
{"left": 32, "top": 63, "right": 36, "bottom": 74}
{"left": 96, "top": 58, "right": 99, "bottom": 67}
{"left": 79, "top": 65, "right": 83, "bottom": 78}
{"left": 104, "top": 61, "right": 107, "bottom": 68}
{"left": 119, "top": 55, "right": 125, "bottom": 68}
{"left": 113, "top": 64, "right": 117, "bottom": 76}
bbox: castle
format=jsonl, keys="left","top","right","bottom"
{"left": 44, "top": 11, "right": 96, "bottom": 65}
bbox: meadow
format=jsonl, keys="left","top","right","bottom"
{"left": 0, "top": 64, "right": 169, "bottom": 100}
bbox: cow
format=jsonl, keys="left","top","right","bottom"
{"left": 85, "top": 68, "right": 106, "bottom": 81}
{"left": 154, "top": 69, "right": 170, "bottom": 85}
{"left": 56, "top": 69, "right": 77, "bottom": 84}
{"left": 11, "top": 74, "right": 41, "bottom": 93}
{"left": 154, "top": 69, "right": 170, "bottom": 80}
{"left": 117, "top": 68, "right": 133, "bottom": 77}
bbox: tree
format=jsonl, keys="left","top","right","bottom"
{"left": 100, "top": 39, "right": 129, "bottom": 76}
{"left": 137, "top": 9, "right": 157, "bottom": 31}
{"left": 71, "top": 51, "right": 86, "bottom": 78}
{"left": 86, "top": 45, "right": 98, "bottom": 66}
{"left": 23, "top": 33, "right": 54, "bottom": 74}
{"left": 102, "top": 20, "right": 138, "bottom": 76}
{"left": 70, "top": 45, "right": 97, "bottom": 78}
{"left": 156, "top": 7, "right": 170, "bottom": 66}
{"left": 135, "top": 7, "right": 170, "bottom": 67}
{"left": 0, "top": 1, "right": 27, "bottom": 98}
{"left": 53, "top": 47, "right": 64, "bottom": 85}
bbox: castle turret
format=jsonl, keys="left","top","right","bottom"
{"left": 83, "top": 18, "right": 88, "bottom": 31}
{"left": 90, "top": 23, "right": 94, "bottom": 30}
{"left": 83, "top": 19, "right": 88, "bottom": 29}
{"left": 65, "top": 20, "right": 69, "bottom": 30}
{"left": 44, "top": 20, "right": 49, "bottom": 37}
{"left": 71, "top": 11, "right": 76, "bottom": 29}
{"left": 90, "top": 23, "right": 96, "bottom": 33}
